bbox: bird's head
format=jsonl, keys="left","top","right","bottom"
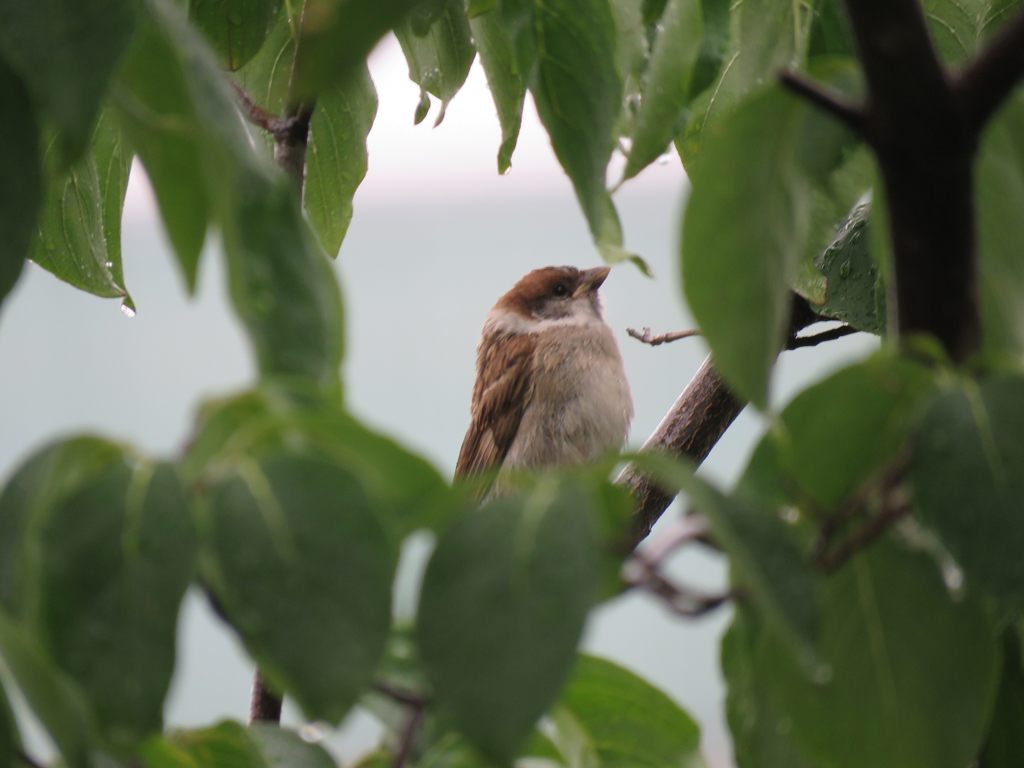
{"left": 494, "top": 265, "right": 611, "bottom": 324}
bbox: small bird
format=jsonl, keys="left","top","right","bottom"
{"left": 455, "top": 265, "right": 633, "bottom": 490}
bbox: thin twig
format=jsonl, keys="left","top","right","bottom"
{"left": 392, "top": 702, "right": 425, "bottom": 768}
{"left": 779, "top": 69, "right": 866, "bottom": 133}
{"left": 250, "top": 672, "right": 283, "bottom": 723}
{"left": 813, "top": 457, "right": 912, "bottom": 573}
{"left": 815, "top": 499, "right": 911, "bottom": 574}
{"left": 624, "top": 559, "right": 737, "bottom": 618}
{"left": 639, "top": 514, "right": 710, "bottom": 564}
{"left": 626, "top": 327, "right": 702, "bottom": 346}
{"left": 374, "top": 681, "right": 430, "bottom": 709}
{"left": 229, "top": 80, "right": 280, "bottom": 134}
{"left": 787, "top": 324, "right": 858, "bottom": 350}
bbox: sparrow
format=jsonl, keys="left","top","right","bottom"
{"left": 455, "top": 265, "right": 634, "bottom": 490}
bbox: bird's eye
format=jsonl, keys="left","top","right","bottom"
{"left": 552, "top": 282, "right": 568, "bottom": 297}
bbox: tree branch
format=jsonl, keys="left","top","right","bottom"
{"left": 778, "top": 69, "right": 866, "bottom": 133}
{"left": 620, "top": 297, "right": 822, "bottom": 547}
{"left": 840, "top": 0, "right": 980, "bottom": 361}
{"left": 249, "top": 671, "right": 283, "bottom": 723}
{"left": 787, "top": 324, "right": 858, "bottom": 349}
{"left": 956, "top": 8, "right": 1024, "bottom": 132}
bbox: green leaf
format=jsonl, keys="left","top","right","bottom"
{"left": 923, "top": 0, "right": 989, "bottom": 64}
{"left": 0, "top": 0, "right": 136, "bottom": 163}
{"left": 976, "top": 93, "right": 1024, "bottom": 364}
{"left": 552, "top": 655, "right": 701, "bottom": 768}
{"left": 0, "top": 678, "right": 18, "bottom": 768}
{"left": 117, "top": 0, "right": 345, "bottom": 390}
{"left": 294, "top": 0, "right": 427, "bottom": 100}
{"left": 776, "top": 353, "right": 934, "bottom": 510}
{"left": 418, "top": 479, "right": 601, "bottom": 762}
{"left": 808, "top": 0, "right": 854, "bottom": 58}
{"left": 30, "top": 122, "right": 132, "bottom": 305}
{"left": 470, "top": 0, "right": 535, "bottom": 173}
{"left": 682, "top": 471, "right": 820, "bottom": 669}
{"left": 220, "top": 168, "right": 345, "bottom": 390}
{"left": 395, "top": 0, "right": 475, "bottom": 123}
{"left": 621, "top": 0, "right": 703, "bottom": 182}
{"left": 981, "top": 628, "right": 1024, "bottom": 767}
{"left": 139, "top": 722, "right": 336, "bottom": 768}
{"left": 0, "top": 438, "right": 197, "bottom": 757}
{"left": 0, "top": 613, "right": 96, "bottom": 768}
{"left": 760, "top": 540, "right": 999, "bottom": 768}
{"left": 681, "top": 87, "right": 810, "bottom": 408}
{"left": 531, "top": 0, "right": 626, "bottom": 262}
{"left": 189, "top": 0, "right": 282, "bottom": 70}
{"left": 184, "top": 387, "right": 452, "bottom": 536}
{"left": 687, "top": 0, "right": 730, "bottom": 98}
{"left": 113, "top": 13, "right": 211, "bottom": 291}
{"left": 306, "top": 68, "right": 377, "bottom": 256}
{"left": 0, "top": 59, "right": 41, "bottom": 308}
{"left": 722, "top": 608, "right": 814, "bottom": 768}
{"left": 248, "top": 723, "right": 338, "bottom": 768}
{"left": 197, "top": 451, "right": 396, "bottom": 722}
{"left": 912, "top": 375, "right": 1024, "bottom": 609}
{"left": 813, "top": 200, "right": 887, "bottom": 334}
{"left": 677, "top": 0, "right": 795, "bottom": 168}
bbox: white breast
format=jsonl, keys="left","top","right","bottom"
{"left": 504, "top": 321, "right": 633, "bottom": 470}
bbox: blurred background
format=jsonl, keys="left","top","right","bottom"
{"left": 0, "top": 38, "right": 875, "bottom": 768}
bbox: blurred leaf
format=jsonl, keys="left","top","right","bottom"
{"left": 306, "top": 69, "right": 377, "bottom": 256}
{"left": 0, "top": 60, "right": 41, "bottom": 308}
{"left": 0, "top": 679, "right": 18, "bottom": 768}
{"left": 418, "top": 480, "right": 601, "bottom": 762}
{"left": 981, "top": 628, "right": 1024, "bottom": 766}
{"left": 687, "top": 0, "right": 730, "bottom": 98}
{"left": 235, "top": 13, "right": 377, "bottom": 257}
{"left": 923, "top": 0, "right": 989, "bottom": 64}
{"left": 677, "top": 0, "right": 795, "bottom": 168}
{"left": 813, "top": 201, "right": 887, "bottom": 333}
{"left": 185, "top": 387, "right": 452, "bottom": 535}
{"left": 30, "top": 123, "right": 131, "bottom": 304}
{"left": 912, "top": 375, "right": 1024, "bottom": 609}
{"left": 220, "top": 169, "right": 345, "bottom": 390}
{"left": 0, "top": 613, "right": 96, "bottom": 768}
{"left": 808, "top": 0, "right": 854, "bottom": 57}
{"left": 531, "top": 0, "right": 626, "bottom": 263}
{"left": 294, "top": 0, "right": 427, "bottom": 99}
{"left": 248, "top": 723, "right": 338, "bottom": 768}
{"left": 197, "top": 451, "right": 395, "bottom": 722}
{"left": 611, "top": 0, "right": 647, "bottom": 138}
{"left": 470, "top": 0, "right": 535, "bottom": 173}
{"left": 552, "top": 655, "right": 701, "bottom": 768}
{"left": 140, "top": 721, "right": 336, "bottom": 768}
{"left": 113, "top": 12, "right": 211, "bottom": 291}
{"left": 190, "top": 0, "right": 282, "bottom": 70}
{"left": 976, "top": 93, "right": 1024, "bottom": 364}
{"left": 118, "top": 0, "right": 345, "bottom": 390}
{"left": 777, "top": 353, "right": 934, "bottom": 510}
{"left": 396, "top": 0, "right": 475, "bottom": 123}
{"left": 681, "top": 87, "right": 810, "bottom": 408}
{"left": 0, "top": 0, "right": 136, "bottom": 163}
{"left": 722, "top": 608, "right": 814, "bottom": 768}
{"left": 622, "top": 0, "right": 703, "bottom": 181}
{"left": 760, "top": 540, "right": 999, "bottom": 768}
{"left": 0, "top": 438, "right": 196, "bottom": 757}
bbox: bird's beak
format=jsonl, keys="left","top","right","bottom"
{"left": 573, "top": 266, "right": 611, "bottom": 298}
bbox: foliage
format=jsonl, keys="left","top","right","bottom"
{"left": 1, "top": 0, "right": 1024, "bottom": 766}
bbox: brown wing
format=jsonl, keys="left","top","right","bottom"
{"left": 455, "top": 332, "right": 536, "bottom": 480}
